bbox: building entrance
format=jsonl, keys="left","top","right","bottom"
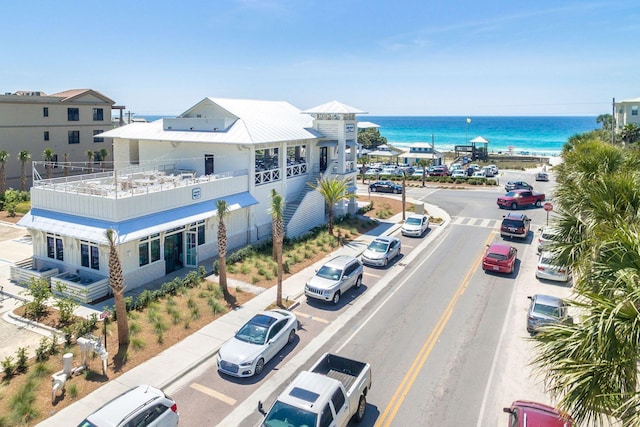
{"left": 164, "top": 232, "right": 184, "bottom": 274}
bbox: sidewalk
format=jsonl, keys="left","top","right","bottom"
{"left": 10, "top": 198, "right": 446, "bottom": 426}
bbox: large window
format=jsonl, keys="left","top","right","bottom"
{"left": 67, "top": 108, "right": 79, "bottom": 121}
{"left": 81, "top": 241, "right": 100, "bottom": 270}
{"left": 43, "top": 107, "right": 49, "bottom": 117}
{"left": 139, "top": 234, "right": 161, "bottom": 266}
{"left": 68, "top": 130, "right": 80, "bottom": 144}
{"left": 190, "top": 221, "right": 205, "bottom": 245}
{"left": 93, "top": 129, "right": 104, "bottom": 143}
{"left": 93, "top": 108, "right": 104, "bottom": 121}
{"left": 255, "top": 148, "right": 279, "bottom": 171}
{"left": 633, "top": 106, "right": 638, "bottom": 116}
{"left": 46, "top": 234, "right": 64, "bottom": 261}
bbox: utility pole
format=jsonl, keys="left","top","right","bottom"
{"left": 612, "top": 97, "right": 616, "bottom": 145}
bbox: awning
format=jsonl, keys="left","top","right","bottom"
{"left": 346, "top": 140, "right": 357, "bottom": 148}
{"left": 317, "top": 140, "right": 338, "bottom": 147}
{"left": 18, "top": 192, "right": 258, "bottom": 245}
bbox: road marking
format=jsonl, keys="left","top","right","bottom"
{"left": 374, "top": 231, "right": 496, "bottom": 427}
{"left": 190, "top": 383, "right": 236, "bottom": 405}
{"left": 294, "top": 310, "right": 330, "bottom": 324}
{"left": 402, "top": 244, "right": 415, "bottom": 249}
{"left": 364, "top": 271, "right": 381, "bottom": 278}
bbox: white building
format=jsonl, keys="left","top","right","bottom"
{"left": 0, "top": 89, "right": 119, "bottom": 189}
{"left": 615, "top": 97, "right": 640, "bottom": 130}
{"left": 14, "top": 98, "right": 363, "bottom": 302}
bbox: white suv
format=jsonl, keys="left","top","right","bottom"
{"left": 305, "top": 255, "right": 363, "bottom": 305}
{"left": 78, "top": 385, "right": 179, "bottom": 427}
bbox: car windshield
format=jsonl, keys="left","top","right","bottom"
{"left": 405, "top": 217, "right": 422, "bottom": 225}
{"left": 368, "top": 241, "right": 390, "bottom": 253}
{"left": 262, "top": 401, "right": 317, "bottom": 427}
{"left": 487, "top": 253, "right": 508, "bottom": 261}
{"left": 505, "top": 192, "right": 519, "bottom": 197}
{"left": 316, "top": 265, "right": 342, "bottom": 280}
{"left": 534, "top": 303, "right": 561, "bottom": 318}
{"left": 235, "top": 322, "right": 269, "bottom": 345}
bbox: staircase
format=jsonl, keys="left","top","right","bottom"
{"left": 284, "top": 172, "right": 320, "bottom": 228}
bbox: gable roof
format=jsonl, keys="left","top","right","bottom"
{"left": 49, "top": 89, "right": 115, "bottom": 104}
{"left": 302, "top": 100, "right": 367, "bottom": 114}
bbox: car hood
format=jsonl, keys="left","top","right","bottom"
{"left": 362, "top": 249, "right": 386, "bottom": 260}
{"left": 402, "top": 223, "right": 421, "bottom": 231}
{"left": 307, "top": 275, "right": 339, "bottom": 290}
{"left": 219, "top": 338, "right": 262, "bottom": 364}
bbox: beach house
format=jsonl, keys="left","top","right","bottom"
{"left": 615, "top": 97, "right": 640, "bottom": 130}
{"left": 14, "top": 98, "right": 363, "bottom": 302}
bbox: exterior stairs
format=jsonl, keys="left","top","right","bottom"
{"left": 284, "top": 172, "right": 320, "bottom": 228}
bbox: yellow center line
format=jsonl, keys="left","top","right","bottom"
{"left": 294, "top": 310, "right": 330, "bottom": 324}
{"left": 375, "top": 232, "right": 496, "bottom": 427}
{"left": 190, "top": 383, "right": 236, "bottom": 405}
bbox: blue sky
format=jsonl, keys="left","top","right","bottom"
{"left": 2, "top": 0, "right": 638, "bottom": 116}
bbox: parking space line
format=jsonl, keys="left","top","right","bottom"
{"left": 190, "top": 383, "right": 237, "bottom": 405}
{"left": 402, "top": 244, "right": 415, "bottom": 249}
{"left": 294, "top": 310, "right": 330, "bottom": 324}
{"left": 364, "top": 271, "right": 381, "bottom": 278}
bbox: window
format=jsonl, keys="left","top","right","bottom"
{"left": 44, "top": 131, "right": 49, "bottom": 141}
{"left": 67, "top": 108, "right": 79, "bottom": 121}
{"left": 43, "top": 107, "right": 49, "bottom": 117}
{"left": 68, "top": 130, "right": 80, "bottom": 144}
{"left": 633, "top": 106, "right": 638, "bottom": 116}
{"left": 52, "top": 154, "right": 58, "bottom": 168}
{"left": 139, "top": 234, "right": 161, "bottom": 266}
{"left": 330, "top": 388, "right": 346, "bottom": 415}
{"left": 319, "top": 403, "right": 334, "bottom": 427}
{"left": 93, "top": 108, "right": 104, "bottom": 121}
{"left": 81, "top": 241, "right": 100, "bottom": 270}
{"left": 197, "top": 221, "right": 205, "bottom": 246}
{"left": 93, "top": 129, "right": 104, "bottom": 143}
{"left": 46, "top": 234, "right": 64, "bottom": 261}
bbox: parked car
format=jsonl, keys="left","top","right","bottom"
{"left": 77, "top": 385, "right": 179, "bottom": 427}
{"left": 481, "top": 166, "right": 495, "bottom": 177}
{"left": 500, "top": 212, "right": 531, "bottom": 239}
{"left": 361, "top": 236, "right": 401, "bottom": 267}
{"left": 504, "top": 181, "right": 533, "bottom": 191}
{"left": 504, "top": 400, "right": 574, "bottom": 426}
{"left": 305, "top": 255, "right": 363, "bottom": 305}
{"left": 429, "top": 165, "right": 450, "bottom": 176}
{"left": 472, "top": 169, "right": 487, "bottom": 178}
{"left": 487, "top": 164, "right": 499, "bottom": 175}
{"left": 482, "top": 243, "right": 517, "bottom": 274}
{"left": 412, "top": 168, "right": 425, "bottom": 177}
{"left": 369, "top": 180, "right": 402, "bottom": 194}
{"left": 451, "top": 169, "right": 466, "bottom": 178}
{"left": 536, "top": 251, "right": 571, "bottom": 282}
{"left": 401, "top": 213, "right": 430, "bottom": 237}
{"left": 527, "top": 294, "right": 572, "bottom": 334}
{"left": 497, "top": 189, "right": 545, "bottom": 209}
{"left": 535, "top": 172, "right": 549, "bottom": 181}
{"left": 217, "top": 309, "right": 298, "bottom": 377}
{"left": 538, "top": 225, "right": 559, "bottom": 253}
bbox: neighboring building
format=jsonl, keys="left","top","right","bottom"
{"left": 615, "top": 97, "right": 640, "bottom": 130}
{"left": 398, "top": 143, "right": 443, "bottom": 166}
{"left": 14, "top": 98, "right": 363, "bottom": 301}
{"left": 0, "top": 89, "right": 119, "bottom": 189}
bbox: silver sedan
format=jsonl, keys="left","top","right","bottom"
{"left": 361, "top": 236, "right": 402, "bottom": 267}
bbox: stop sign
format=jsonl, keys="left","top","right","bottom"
{"left": 543, "top": 202, "right": 553, "bottom": 212}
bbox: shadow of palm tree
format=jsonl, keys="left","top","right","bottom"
{"left": 112, "top": 343, "right": 130, "bottom": 373}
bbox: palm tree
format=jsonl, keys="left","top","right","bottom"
{"left": 619, "top": 123, "right": 640, "bottom": 147}
{"left": 269, "top": 190, "right": 285, "bottom": 307}
{"left": 216, "top": 199, "right": 230, "bottom": 295}
{"left": 596, "top": 113, "right": 613, "bottom": 131}
{"left": 99, "top": 148, "right": 109, "bottom": 171}
{"left": 0, "top": 150, "right": 8, "bottom": 194}
{"left": 86, "top": 150, "right": 94, "bottom": 173}
{"left": 106, "top": 229, "right": 129, "bottom": 346}
{"left": 18, "top": 150, "right": 30, "bottom": 191}
{"left": 416, "top": 159, "right": 429, "bottom": 187}
{"left": 43, "top": 148, "right": 54, "bottom": 180}
{"left": 308, "top": 176, "right": 350, "bottom": 235}
{"left": 359, "top": 155, "right": 370, "bottom": 184}
{"left": 63, "top": 153, "right": 69, "bottom": 177}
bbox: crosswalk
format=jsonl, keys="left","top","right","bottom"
{"left": 451, "top": 216, "right": 542, "bottom": 231}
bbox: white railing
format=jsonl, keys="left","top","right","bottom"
{"left": 255, "top": 168, "right": 281, "bottom": 185}
{"left": 51, "top": 272, "right": 110, "bottom": 304}
{"left": 10, "top": 258, "right": 59, "bottom": 286}
{"left": 286, "top": 163, "right": 307, "bottom": 177}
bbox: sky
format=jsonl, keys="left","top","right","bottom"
{"left": 2, "top": 0, "right": 638, "bottom": 117}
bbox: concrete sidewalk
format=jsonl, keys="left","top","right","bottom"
{"left": 17, "top": 199, "right": 447, "bottom": 426}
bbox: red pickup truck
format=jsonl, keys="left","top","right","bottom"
{"left": 497, "top": 189, "right": 545, "bottom": 209}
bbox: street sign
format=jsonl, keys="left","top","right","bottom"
{"left": 543, "top": 202, "right": 553, "bottom": 212}
{"left": 100, "top": 310, "right": 111, "bottom": 320}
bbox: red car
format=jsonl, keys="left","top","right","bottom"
{"left": 482, "top": 243, "right": 517, "bottom": 274}
{"left": 504, "top": 400, "right": 574, "bottom": 426}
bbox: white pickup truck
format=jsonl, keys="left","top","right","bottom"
{"left": 259, "top": 353, "right": 372, "bottom": 427}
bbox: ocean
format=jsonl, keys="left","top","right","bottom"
{"left": 139, "top": 115, "right": 598, "bottom": 157}
{"left": 367, "top": 116, "right": 598, "bottom": 157}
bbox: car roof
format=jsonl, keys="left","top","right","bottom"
{"left": 324, "top": 255, "right": 358, "bottom": 268}
{"left": 486, "top": 243, "right": 514, "bottom": 256}
{"left": 503, "top": 212, "right": 528, "bottom": 221}
{"left": 85, "top": 385, "right": 165, "bottom": 426}
{"left": 532, "top": 294, "right": 564, "bottom": 306}
{"left": 373, "top": 236, "right": 398, "bottom": 244}
{"left": 510, "top": 400, "right": 573, "bottom": 426}
{"left": 406, "top": 213, "right": 427, "bottom": 219}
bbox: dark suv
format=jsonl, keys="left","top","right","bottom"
{"left": 500, "top": 212, "right": 531, "bottom": 239}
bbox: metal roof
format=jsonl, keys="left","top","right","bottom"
{"left": 302, "top": 100, "right": 367, "bottom": 114}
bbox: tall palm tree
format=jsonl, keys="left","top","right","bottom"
{"left": 216, "top": 199, "right": 230, "bottom": 295}
{"left": 86, "top": 150, "right": 94, "bottom": 173}
{"left": 359, "top": 155, "right": 370, "bottom": 184}
{"left": 596, "top": 113, "right": 613, "bottom": 131}
{"left": 99, "top": 148, "right": 109, "bottom": 171}
{"left": 416, "top": 159, "right": 429, "bottom": 187}
{"left": 308, "top": 176, "right": 350, "bottom": 235}
{"left": 269, "top": 189, "right": 285, "bottom": 307}
{"left": 43, "top": 148, "right": 54, "bottom": 180}
{"left": 63, "top": 153, "right": 69, "bottom": 177}
{"left": 106, "top": 229, "right": 129, "bottom": 346}
{"left": 0, "top": 150, "right": 8, "bottom": 194}
{"left": 18, "top": 150, "right": 30, "bottom": 191}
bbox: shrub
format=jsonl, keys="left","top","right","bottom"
{"left": 35, "top": 337, "right": 50, "bottom": 362}
{"left": 68, "top": 383, "right": 78, "bottom": 399}
{"left": 131, "top": 337, "right": 146, "bottom": 351}
{"left": 28, "top": 362, "right": 51, "bottom": 379}
{"left": 9, "top": 380, "right": 38, "bottom": 424}
{"left": 22, "top": 278, "right": 51, "bottom": 319}
{"left": 1, "top": 356, "right": 16, "bottom": 378}
{"left": 251, "top": 276, "right": 261, "bottom": 284}
{"left": 53, "top": 284, "right": 78, "bottom": 325}
{"left": 207, "top": 298, "right": 226, "bottom": 315}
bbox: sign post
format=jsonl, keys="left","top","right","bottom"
{"left": 543, "top": 202, "right": 553, "bottom": 226}
{"left": 100, "top": 310, "right": 111, "bottom": 351}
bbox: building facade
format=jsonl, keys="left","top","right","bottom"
{"left": 0, "top": 89, "right": 118, "bottom": 189}
{"left": 615, "top": 97, "right": 640, "bottom": 130}
{"left": 15, "top": 98, "right": 363, "bottom": 302}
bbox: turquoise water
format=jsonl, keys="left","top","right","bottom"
{"left": 367, "top": 116, "right": 598, "bottom": 156}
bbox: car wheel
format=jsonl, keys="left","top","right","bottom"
{"left": 394, "top": 188, "right": 399, "bottom": 194}
{"left": 332, "top": 291, "right": 341, "bottom": 305}
{"left": 511, "top": 202, "right": 517, "bottom": 210}
{"left": 384, "top": 257, "right": 388, "bottom": 267}
{"left": 355, "top": 275, "right": 362, "bottom": 288}
{"left": 354, "top": 394, "right": 367, "bottom": 422}
{"left": 288, "top": 329, "right": 296, "bottom": 344}
{"left": 370, "top": 187, "right": 377, "bottom": 192}
{"left": 535, "top": 200, "right": 542, "bottom": 208}
{"left": 254, "top": 358, "right": 265, "bottom": 376}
